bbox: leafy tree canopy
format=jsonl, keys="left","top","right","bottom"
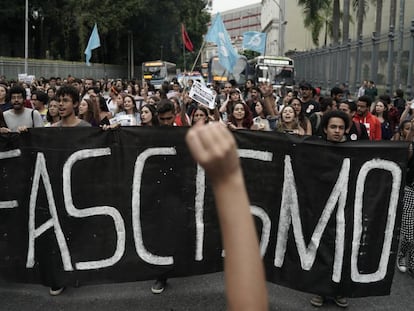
{"left": 0, "top": 0, "right": 210, "bottom": 68}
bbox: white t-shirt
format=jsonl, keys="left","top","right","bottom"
{"left": 3, "top": 108, "right": 44, "bottom": 131}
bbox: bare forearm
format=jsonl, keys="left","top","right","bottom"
{"left": 211, "top": 170, "right": 268, "bottom": 311}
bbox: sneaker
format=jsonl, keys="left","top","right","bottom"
{"left": 334, "top": 296, "right": 349, "bottom": 308}
{"left": 151, "top": 279, "right": 166, "bottom": 294}
{"left": 397, "top": 256, "right": 407, "bottom": 273}
{"left": 310, "top": 295, "right": 324, "bottom": 307}
{"left": 49, "top": 287, "right": 65, "bottom": 296}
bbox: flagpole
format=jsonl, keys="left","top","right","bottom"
{"left": 183, "top": 30, "right": 186, "bottom": 72}
{"left": 190, "top": 41, "right": 206, "bottom": 72}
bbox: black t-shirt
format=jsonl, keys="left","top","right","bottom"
{"left": 346, "top": 121, "right": 369, "bottom": 141}
{"left": 302, "top": 100, "right": 320, "bottom": 118}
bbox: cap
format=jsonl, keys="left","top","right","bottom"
{"left": 300, "top": 82, "right": 313, "bottom": 90}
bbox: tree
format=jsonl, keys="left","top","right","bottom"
{"left": 241, "top": 50, "right": 261, "bottom": 60}
{"left": 297, "top": 0, "right": 333, "bottom": 46}
{"left": 332, "top": 0, "right": 340, "bottom": 44}
{"left": 0, "top": 0, "right": 210, "bottom": 69}
{"left": 343, "top": 0, "right": 351, "bottom": 43}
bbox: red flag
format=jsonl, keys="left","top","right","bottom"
{"left": 181, "top": 24, "right": 194, "bottom": 52}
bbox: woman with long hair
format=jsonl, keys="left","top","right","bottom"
{"left": 140, "top": 104, "right": 158, "bottom": 127}
{"left": 0, "top": 109, "right": 10, "bottom": 133}
{"left": 372, "top": 100, "right": 393, "bottom": 140}
{"left": 45, "top": 97, "right": 61, "bottom": 127}
{"left": 394, "top": 120, "right": 412, "bottom": 141}
{"left": 114, "top": 94, "right": 141, "bottom": 126}
{"left": 0, "top": 84, "right": 11, "bottom": 112}
{"left": 170, "top": 96, "right": 190, "bottom": 126}
{"left": 227, "top": 101, "right": 253, "bottom": 130}
{"left": 276, "top": 105, "right": 305, "bottom": 135}
{"left": 289, "top": 97, "right": 312, "bottom": 135}
{"left": 78, "top": 97, "right": 101, "bottom": 127}
{"left": 191, "top": 106, "right": 210, "bottom": 125}
{"left": 251, "top": 101, "right": 271, "bottom": 131}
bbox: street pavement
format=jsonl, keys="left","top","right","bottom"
{"left": 0, "top": 268, "right": 413, "bottom": 310}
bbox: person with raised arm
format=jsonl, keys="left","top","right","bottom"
{"left": 185, "top": 121, "right": 268, "bottom": 311}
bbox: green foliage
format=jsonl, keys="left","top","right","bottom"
{"left": 241, "top": 50, "right": 261, "bottom": 60}
{"left": 0, "top": 0, "right": 210, "bottom": 68}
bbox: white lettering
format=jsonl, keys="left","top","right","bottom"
{"left": 132, "top": 147, "right": 176, "bottom": 265}
{"left": 195, "top": 164, "right": 205, "bottom": 261}
{"left": 0, "top": 149, "right": 21, "bottom": 209}
{"left": 275, "top": 156, "right": 350, "bottom": 283}
{"left": 26, "top": 153, "right": 73, "bottom": 271}
{"left": 63, "top": 148, "right": 126, "bottom": 270}
{"left": 251, "top": 206, "right": 271, "bottom": 257}
{"left": 351, "top": 159, "right": 402, "bottom": 282}
{"left": 195, "top": 149, "right": 273, "bottom": 261}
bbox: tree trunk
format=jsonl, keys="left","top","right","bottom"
{"left": 356, "top": 0, "right": 365, "bottom": 39}
{"left": 332, "top": 0, "right": 340, "bottom": 44}
{"left": 342, "top": 0, "right": 350, "bottom": 42}
{"left": 375, "top": 0, "right": 383, "bottom": 35}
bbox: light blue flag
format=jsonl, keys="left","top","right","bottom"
{"left": 242, "top": 31, "right": 267, "bottom": 55}
{"left": 205, "top": 13, "right": 239, "bottom": 73}
{"left": 84, "top": 23, "right": 101, "bottom": 66}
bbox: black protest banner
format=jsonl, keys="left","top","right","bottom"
{"left": 0, "top": 127, "right": 408, "bottom": 297}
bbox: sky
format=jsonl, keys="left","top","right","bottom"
{"left": 212, "top": 0, "right": 261, "bottom": 13}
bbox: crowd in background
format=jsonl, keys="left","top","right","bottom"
{"left": 0, "top": 75, "right": 412, "bottom": 140}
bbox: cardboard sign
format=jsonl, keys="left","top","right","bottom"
{"left": 189, "top": 81, "right": 216, "bottom": 109}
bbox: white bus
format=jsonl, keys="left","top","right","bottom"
{"left": 207, "top": 55, "right": 249, "bottom": 86}
{"left": 248, "top": 56, "right": 295, "bottom": 88}
{"left": 142, "top": 60, "right": 176, "bottom": 89}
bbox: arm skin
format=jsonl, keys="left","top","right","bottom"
{"left": 186, "top": 122, "right": 268, "bottom": 311}
{"left": 259, "top": 83, "right": 277, "bottom": 118}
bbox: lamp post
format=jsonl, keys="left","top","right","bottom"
{"left": 24, "top": 0, "right": 28, "bottom": 73}
{"left": 271, "top": 0, "right": 287, "bottom": 56}
{"left": 31, "top": 7, "right": 44, "bottom": 59}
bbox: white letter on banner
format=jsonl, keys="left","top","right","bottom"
{"left": 238, "top": 149, "right": 273, "bottom": 256}
{"left": 351, "top": 159, "right": 401, "bottom": 283}
{"left": 132, "top": 148, "right": 176, "bottom": 265}
{"left": 26, "top": 153, "right": 73, "bottom": 271}
{"left": 275, "top": 156, "right": 350, "bottom": 283}
{"left": 0, "top": 149, "right": 21, "bottom": 209}
{"left": 63, "top": 148, "right": 126, "bottom": 270}
{"left": 195, "top": 149, "right": 273, "bottom": 261}
{"left": 194, "top": 164, "right": 205, "bottom": 261}
{"left": 250, "top": 205, "right": 271, "bottom": 257}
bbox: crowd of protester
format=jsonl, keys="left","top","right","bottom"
{"left": 0, "top": 74, "right": 413, "bottom": 308}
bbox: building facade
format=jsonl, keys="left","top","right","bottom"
{"left": 208, "top": 1, "right": 414, "bottom": 56}
{"left": 203, "top": 3, "right": 262, "bottom": 63}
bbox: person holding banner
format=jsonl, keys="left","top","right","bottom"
{"left": 3, "top": 85, "right": 44, "bottom": 132}
{"left": 311, "top": 110, "right": 350, "bottom": 308}
{"left": 151, "top": 99, "right": 177, "bottom": 294}
{"left": 140, "top": 104, "right": 158, "bottom": 127}
{"left": 227, "top": 102, "right": 253, "bottom": 131}
{"left": 0, "top": 84, "right": 12, "bottom": 112}
{"left": 114, "top": 94, "right": 141, "bottom": 126}
{"left": 276, "top": 105, "right": 304, "bottom": 135}
{"left": 0, "top": 109, "right": 10, "bottom": 133}
{"left": 186, "top": 121, "right": 268, "bottom": 311}
{"left": 397, "top": 118, "right": 414, "bottom": 276}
